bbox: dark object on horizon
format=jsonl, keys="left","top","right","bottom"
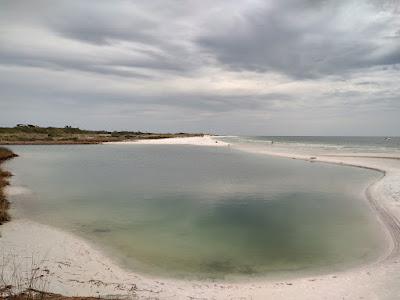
{"left": 16, "top": 124, "right": 39, "bottom": 128}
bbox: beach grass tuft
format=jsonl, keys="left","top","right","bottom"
{"left": 0, "top": 255, "right": 111, "bottom": 300}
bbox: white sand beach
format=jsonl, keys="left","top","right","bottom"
{"left": 1, "top": 136, "right": 400, "bottom": 299}
{"left": 105, "top": 135, "right": 229, "bottom": 147}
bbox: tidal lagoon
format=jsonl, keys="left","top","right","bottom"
{"left": 6, "top": 143, "right": 385, "bottom": 279}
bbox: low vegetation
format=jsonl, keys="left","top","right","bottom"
{"left": 0, "top": 290, "right": 104, "bottom": 300}
{"left": 0, "top": 255, "right": 112, "bottom": 299}
{"left": 0, "top": 147, "right": 17, "bottom": 224}
{"left": 0, "top": 125, "right": 203, "bottom": 145}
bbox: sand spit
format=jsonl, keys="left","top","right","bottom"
{"left": 1, "top": 136, "right": 400, "bottom": 299}
{"left": 104, "top": 135, "right": 229, "bottom": 147}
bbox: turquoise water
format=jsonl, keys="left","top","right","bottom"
{"left": 6, "top": 144, "right": 385, "bottom": 279}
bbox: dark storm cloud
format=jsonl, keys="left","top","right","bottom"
{"left": 198, "top": 0, "right": 400, "bottom": 78}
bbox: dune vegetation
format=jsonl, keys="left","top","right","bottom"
{"left": 0, "top": 147, "right": 17, "bottom": 224}
{"left": 0, "top": 125, "right": 203, "bottom": 145}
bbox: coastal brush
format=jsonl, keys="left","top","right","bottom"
{"left": 0, "top": 147, "right": 18, "bottom": 224}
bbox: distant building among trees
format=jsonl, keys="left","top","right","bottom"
{"left": 16, "top": 124, "right": 39, "bottom": 128}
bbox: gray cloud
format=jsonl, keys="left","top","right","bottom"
{"left": 0, "top": 0, "right": 399, "bottom": 135}
{"left": 0, "top": 0, "right": 203, "bottom": 79}
{"left": 198, "top": 0, "right": 400, "bottom": 78}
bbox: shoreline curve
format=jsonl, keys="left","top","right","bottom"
{"left": 1, "top": 138, "right": 400, "bottom": 299}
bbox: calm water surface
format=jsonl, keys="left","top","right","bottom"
{"left": 6, "top": 144, "right": 385, "bottom": 279}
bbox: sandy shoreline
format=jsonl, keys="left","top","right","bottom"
{"left": 104, "top": 135, "right": 229, "bottom": 147}
{"left": 1, "top": 136, "right": 400, "bottom": 299}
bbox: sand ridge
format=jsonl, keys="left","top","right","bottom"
{"left": 104, "top": 135, "right": 229, "bottom": 147}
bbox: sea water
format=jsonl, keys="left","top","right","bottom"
{"left": 218, "top": 136, "right": 400, "bottom": 154}
{"left": 6, "top": 143, "right": 385, "bottom": 279}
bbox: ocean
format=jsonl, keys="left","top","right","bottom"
{"left": 218, "top": 136, "right": 400, "bottom": 154}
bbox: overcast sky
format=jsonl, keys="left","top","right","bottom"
{"left": 1, "top": 0, "right": 399, "bottom": 135}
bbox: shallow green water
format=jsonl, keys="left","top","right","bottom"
{"left": 6, "top": 145, "right": 385, "bottom": 279}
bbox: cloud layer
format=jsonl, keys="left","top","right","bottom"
{"left": 1, "top": 0, "right": 399, "bottom": 135}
